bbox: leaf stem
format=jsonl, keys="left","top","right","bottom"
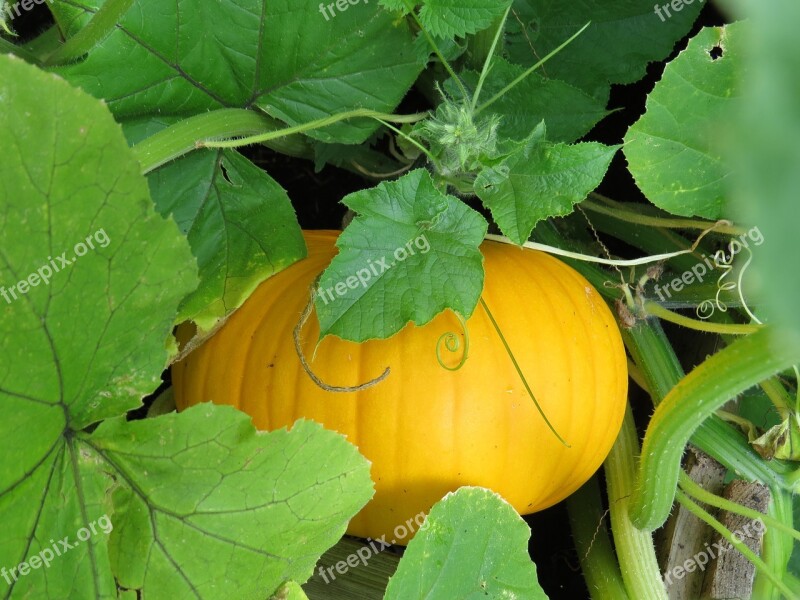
{"left": 678, "top": 473, "right": 800, "bottom": 542}
{"left": 584, "top": 196, "right": 747, "bottom": 236}
{"left": 485, "top": 229, "right": 716, "bottom": 267}
{"left": 44, "top": 0, "right": 133, "bottom": 65}
{"left": 199, "top": 109, "right": 429, "bottom": 149}
{"left": 643, "top": 301, "right": 763, "bottom": 335}
{"left": 402, "top": 0, "right": 469, "bottom": 100}
{"left": 470, "top": 7, "right": 510, "bottom": 112}
{"left": 475, "top": 21, "right": 591, "bottom": 115}
{"left": 0, "top": 36, "right": 41, "bottom": 64}
{"left": 132, "top": 109, "right": 287, "bottom": 173}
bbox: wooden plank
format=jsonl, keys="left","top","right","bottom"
{"left": 700, "top": 480, "right": 770, "bottom": 600}
{"left": 658, "top": 446, "right": 727, "bottom": 599}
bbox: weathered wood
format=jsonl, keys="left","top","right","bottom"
{"left": 658, "top": 446, "right": 727, "bottom": 600}
{"left": 303, "top": 536, "right": 401, "bottom": 600}
{"left": 700, "top": 480, "right": 770, "bottom": 600}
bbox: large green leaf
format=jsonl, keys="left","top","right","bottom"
{"left": 91, "top": 411, "right": 372, "bottom": 598}
{"left": 475, "top": 122, "right": 618, "bottom": 244}
{"left": 0, "top": 52, "right": 193, "bottom": 596}
{"left": 384, "top": 487, "right": 548, "bottom": 599}
{"left": 507, "top": 0, "right": 704, "bottom": 102}
{"left": 625, "top": 24, "right": 743, "bottom": 219}
{"left": 0, "top": 54, "right": 373, "bottom": 600}
{"left": 0, "top": 54, "right": 195, "bottom": 430}
{"left": 148, "top": 147, "right": 306, "bottom": 332}
{"left": 56, "top": 0, "right": 422, "bottom": 144}
{"left": 316, "top": 169, "right": 487, "bottom": 342}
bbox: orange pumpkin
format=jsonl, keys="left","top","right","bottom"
{"left": 172, "top": 230, "right": 627, "bottom": 542}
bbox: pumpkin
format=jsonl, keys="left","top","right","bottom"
{"left": 172, "top": 230, "right": 627, "bottom": 543}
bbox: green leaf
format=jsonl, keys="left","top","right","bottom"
{"left": 148, "top": 147, "right": 306, "bottom": 332}
{"left": 474, "top": 122, "right": 618, "bottom": 244}
{"left": 384, "top": 487, "right": 548, "bottom": 600}
{"left": 0, "top": 54, "right": 196, "bottom": 429}
{"left": 0, "top": 52, "right": 194, "bottom": 597}
{"left": 624, "top": 24, "right": 743, "bottom": 219}
{"left": 0, "top": 54, "right": 371, "bottom": 600}
{"left": 90, "top": 409, "right": 373, "bottom": 598}
{"left": 507, "top": 0, "right": 704, "bottom": 102}
{"left": 452, "top": 57, "right": 608, "bottom": 144}
{"left": 56, "top": 0, "right": 422, "bottom": 144}
{"left": 316, "top": 169, "right": 487, "bottom": 342}
{"left": 418, "top": 0, "right": 513, "bottom": 39}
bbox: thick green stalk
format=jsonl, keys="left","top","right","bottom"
{"left": 131, "top": 109, "right": 298, "bottom": 173}
{"left": 566, "top": 477, "right": 630, "bottom": 600}
{"left": 44, "top": 0, "right": 133, "bottom": 65}
{"left": 605, "top": 406, "right": 667, "bottom": 599}
{"left": 629, "top": 326, "right": 800, "bottom": 531}
{"left": 624, "top": 320, "right": 795, "bottom": 599}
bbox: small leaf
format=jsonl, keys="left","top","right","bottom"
{"left": 385, "top": 487, "right": 548, "bottom": 599}
{"left": 475, "top": 122, "right": 618, "bottom": 244}
{"left": 418, "top": 0, "right": 513, "bottom": 39}
{"left": 316, "top": 169, "right": 487, "bottom": 342}
{"left": 624, "top": 24, "right": 743, "bottom": 219}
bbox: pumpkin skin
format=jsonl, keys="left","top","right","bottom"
{"left": 172, "top": 230, "right": 627, "bottom": 543}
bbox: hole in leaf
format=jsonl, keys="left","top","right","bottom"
{"left": 709, "top": 45, "right": 724, "bottom": 60}
{"left": 220, "top": 163, "right": 233, "bottom": 184}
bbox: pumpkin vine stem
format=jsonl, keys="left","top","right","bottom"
{"left": 435, "top": 313, "right": 470, "bottom": 371}
{"left": 292, "top": 275, "right": 390, "bottom": 392}
{"left": 479, "top": 297, "right": 570, "bottom": 447}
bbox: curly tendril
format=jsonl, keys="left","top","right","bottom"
{"left": 696, "top": 245, "right": 749, "bottom": 321}
{"left": 435, "top": 313, "right": 470, "bottom": 371}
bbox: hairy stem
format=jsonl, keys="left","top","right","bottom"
{"left": 629, "top": 327, "right": 800, "bottom": 530}
{"left": 605, "top": 406, "right": 666, "bottom": 599}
